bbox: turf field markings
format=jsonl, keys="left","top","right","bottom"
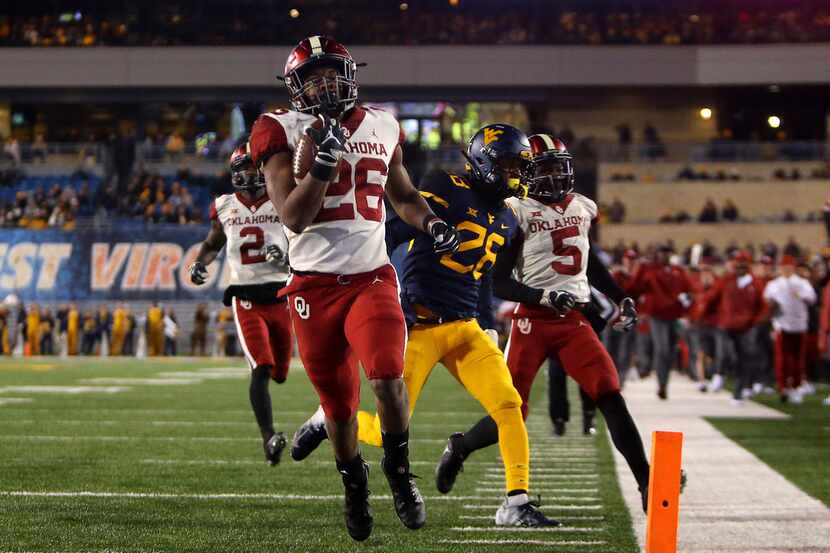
{"left": 5, "top": 420, "right": 257, "bottom": 428}
{"left": 462, "top": 504, "right": 603, "bottom": 511}
{"left": 0, "top": 386, "right": 130, "bottom": 394}
{"left": 0, "top": 490, "right": 597, "bottom": 503}
{"left": 481, "top": 475, "right": 599, "bottom": 482}
{"left": 155, "top": 371, "right": 247, "bottom": 380}
{"left": 137, "top": 458, "right": 506, "bottom": 468}
{"left": 0, "top": 435, "right": 260, "bottom": 443}
{"left": 484, "top": 467, "right": 597, "bottom": 474}
{"left": 474, "top": 487, "right": 598, "bottom": 495}
{"left": 439, "top": 539, "right": 605, "bottom": 546}
{"left": 450, "top": 526, "right": 604, "bottom": 533}
{"left": 78, "top": 378, "right": 202, "bottom": 386}
{"left": 473, "top": 491, "right": 600, "bottom": 501}
{"left": 458, "top": 514, "right": 605, "bottom": 522}
{"left": 0, "top": 398, "right": 33, "bottom": 406}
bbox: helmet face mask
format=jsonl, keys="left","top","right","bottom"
{"left": 526, "top": 135, "right": 575, "bottom": 203}
{"left": 230, "top": 146, "right": 265, "bottom": 192}
{"left": 465, "top": 124, "right": 532, "bottom": 202}
{"left": 528, "top": 155, "right": 574, "bottom": 203}
{"left": 283, "top": 37, "right": 358, "bottom": 117}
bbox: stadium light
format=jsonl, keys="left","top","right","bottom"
{"left": 289, "top": 8, "right": 300, "bottom": 18}
{"left": 699, "top": 107, "right": 713, "bottom": 120}
{"left": 449, "top": 0, "right": 460, "bottom": 6}
{"left": 767, "top": 115, "right": 781, "bottom": 128}
{"left": 400, "top": 2, "right": 409, "bottom": 10}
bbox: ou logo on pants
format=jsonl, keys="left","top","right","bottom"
{"left": 294, "top": 296, "right": 311, "bottom": 320}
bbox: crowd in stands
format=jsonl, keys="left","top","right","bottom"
{"left": 0, "top": 182, "right": 91, "bottom": 229}
{"left": 3, "top": 2, "right": 830, "bottom": 47}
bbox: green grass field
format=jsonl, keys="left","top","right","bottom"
{"left": 708, "top": 383, "right": 830, "bottom": 508}
{"left": 0, "top": 356, "right": 638, "bottom": 553}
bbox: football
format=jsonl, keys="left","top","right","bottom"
{"left": 292, "top": 119, "right": 322, "bottom": 179}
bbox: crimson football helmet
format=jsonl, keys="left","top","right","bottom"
{"left": 281, "top": 35, "right": 359, "bottom": 117}
{"left": 527, "top": 134, "right": 574, "bottom": 203}
{"left": 229, "top": 142, "right": 264, "bottom": 191}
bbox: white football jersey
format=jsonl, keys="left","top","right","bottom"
{"left": 505, "top": 193, "right": 597, "bottom": 302}
{"left": 211, "top": 192, "right": 290, "bottom": 285}
{"left": 251, "top": 106, "right": 401, "bottom": 275}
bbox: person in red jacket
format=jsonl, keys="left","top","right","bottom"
{"left": 698, "top": 251, "right": 768, "bottom": 405}
{"left": 818, "top": 279, "right": 830, "bottom": 406}
{"left": 628, "top": 245, "right": 692, "bottom": 399}
{"left": 688, "top": 261, "right": 721, "bottom": 392}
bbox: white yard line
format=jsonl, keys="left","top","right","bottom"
{"left": 458, "top": 515, "right": 605, "bottom": 522}
{"left": 450, "top": 526, "right": 603, "bottom": 533}
{"left": 439, "top": 538, "right": 605, "bottom": 546}
{"left": 613, "top": 377, "right": 830, "bottom": 553}
{"left": 462, "top": 504, "right": 603, "bottom": 511}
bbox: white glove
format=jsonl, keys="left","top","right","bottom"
{"left": 484, "top": 328, "right": 499, "bottom": 345}
{"left": 677, "top": 292, "right": 692, "bottom": 309}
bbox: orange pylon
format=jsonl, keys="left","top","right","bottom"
{"left": 645, "top": 431, "right": 684, "bottom": 553}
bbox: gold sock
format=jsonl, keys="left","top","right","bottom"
{"left": 356, "top": 410, "right": 383, "bottom": 447}
{"left": 490, "top": 405, "right": 530, "bottom": 493}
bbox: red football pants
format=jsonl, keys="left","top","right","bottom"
{"left": 773, "top": 330, "right": 806, "bottom": 391}
{"left": 506, "top": 309, "right": 620, "bottom": 419}
{"left": 282, "top": 265, "right": 406, "bottom": 422}
{"left": 231, "top": 297, "right": 293, "bottom": 382}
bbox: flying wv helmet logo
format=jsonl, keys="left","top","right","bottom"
{"left": 517, "top": 318, "right": 532, "bottom": 335}
{"left": 483, "top": 127, "right": 504, "bottom": 145}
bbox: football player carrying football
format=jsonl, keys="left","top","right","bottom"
{"left": 434, "top": 135, "right": 665, "bottom": 513}
{"left": 189, "top": 140, "right": 292, "bottom": 466}
{"left": 294, "top": 124, "right": 563, "bottom": 528}
{"left": 248, "top": 36, "right": 458, "bottom": 541}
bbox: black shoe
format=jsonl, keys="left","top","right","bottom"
{"left": 582, "top": 413, "right": 596, "bottom": 436}
{"left": 435, "top": 433, "right": 466, "bottom": 494}
{"left": 264, "top": 432, "right": 287, "bottom": 466}
{"left": 290, "top": 408, "right": 327, "bottom": 461}
{"left": 495, "top": 498, "right": 562, "bottom": 527}
{"left": 552, "top": 418, "right": 566, "bottom": 436}
{"left": 640, "top": 470, "right": 687, "bottom": 514}
{"left": 657, "top": 387, "right": 668, "bottom": 400}
{"left": 341, "top": 462, "right": 373, "bottom": 541}
{"left": 382, "top": 458, "right": 426, "bottom": 530}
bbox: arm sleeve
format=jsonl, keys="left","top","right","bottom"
{"left": 586, "top": 246, "right": 626, "bottom": 304}
{"left": 492, "top": 229, "right": 544, "bottom": 305}
{"left": 249, "top": 114, "right": 289, "bottom": 167}
{"left": 416, "top": 170, "right": 454, "bottom": 220}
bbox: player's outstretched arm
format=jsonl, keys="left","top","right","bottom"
{"left": 492, "top": 232, "right": 574, "bottom": 314}
{"left": 385, "top": 146, "right": 459, "bottom": 253}
{"left": 189, "top": 219, "right": 226, "bottom": 285}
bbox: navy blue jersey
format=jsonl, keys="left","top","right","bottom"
{"left": 386, "top": 169, "right": 518, "bottom": 327}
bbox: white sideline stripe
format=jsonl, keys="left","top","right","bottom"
{"left": 459, "top": 515, "right": 605, "bottom": 522}
{"left": 463, "top": 504, "right": 603, "bottom": 511}
{"left": 451, "top": 526, "right": 603, "bottom": 533}
{"left": 0, "top": 386, "right": 130, "bottom": 394}
{"left": 79, "top": 378, "right": 202, "bottom": 386}
{"left": 0, "top": 491, "right": 581, "bottom": 503}
{"left": 231, "top": 297, "right": 256, "bottom": 370}
{"left": 440, "top": 539, "right": 605, "bottom": 546}
{"left": 0, "top": 398, "right": 33, "bottom": 406}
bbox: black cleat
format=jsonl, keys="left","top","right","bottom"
{"left": 582, "top": 413, "right": 596, "bottom": 436}
{"left": 264, "top": 432, "right": 287, "bottom": 466}
{"left": 639, "top": 470, "right": 687, "bottom": 514}
{"left": 341, "top": 461, "right": 374, "bottom": 541}
{"left": 552, "top": 418, "right": 566, "bottom": 436}
{"left": 657, "top": 386, "right": 668, "bottom": 400}
{"left": 290, "top": 407, "right": 327, "bottom": 461}
{"left": 383, "top": 458, "right": 426, "bottom": 529}
{"left": 435, "top": 433, "right": 467, "bottom": 494}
